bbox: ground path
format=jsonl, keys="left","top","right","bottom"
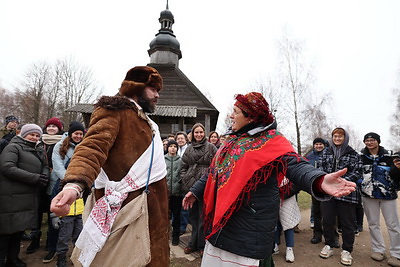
{"left": 21, "top": 199, "right": 398, "bottom": 266}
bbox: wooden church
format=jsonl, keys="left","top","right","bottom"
{"left": 66, "top": 5, "right": 219, "bottom": 138}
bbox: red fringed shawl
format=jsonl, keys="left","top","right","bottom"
{"left": 203, "top": 129, "right": 295, "bottom": 239}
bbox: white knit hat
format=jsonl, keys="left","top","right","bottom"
{"left": 20, "top": 124, "right": 43, "bottom": 138}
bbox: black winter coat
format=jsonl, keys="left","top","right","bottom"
{"left": 0, "top": 136, "right": 49, "bottom": 235}
{"left": 191, "top": 135, "right": 327, "bottom": 259}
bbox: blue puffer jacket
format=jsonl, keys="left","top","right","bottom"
{"left": 361, "top": 146, "right": 398, "bottom": 200}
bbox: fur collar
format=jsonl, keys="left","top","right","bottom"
{"left": 95, "top": 96, "right": 138, "bottom": 111}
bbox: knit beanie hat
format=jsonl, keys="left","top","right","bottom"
{"left": 68, "top": 121, "right": 85, "bottom": 136}
{"left": 166, "top": 140, "right": 179, "bottom": 151}
{"left": 5, "top": 115, "right": 19, "bottom": 125}
{"left": 45, "top": 117, "right": 63, "bottom": 131}
{"left": 363, "top": 132, "right": 381, "bottom": 144}
{"left": 234, "top": 92, "right": 274, "bottom": 126}
{"left": 20, "top": 124, "right": 43, "bottom": 138}
{"left": 119, "top": 66, "right": 163, "bottom": 98}
{"left": 313, "top": 137, "right": 325, "bottom": 145}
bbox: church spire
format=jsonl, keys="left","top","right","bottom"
{"left": 148, "top": 3, "right": 182, "bottom": 66}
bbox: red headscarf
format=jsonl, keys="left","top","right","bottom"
{"left": 234, "top": 92, "right": 274, "bottom": 125}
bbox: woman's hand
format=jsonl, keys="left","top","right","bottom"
{"left": 50, "top": 190, "right": 77, "bottom": 216}
{"left": 321, "top": 168, "right": 356, "bottom": 197}
{"left": 182, "top": 191, "right": 196, "bottom": 210}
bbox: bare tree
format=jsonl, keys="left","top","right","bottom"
{"left": 301, "top": 93, "right": 334, "bottom": 154}
{"left": 16, "top": 62, "right": 52, "bottom": 124}
{"left": 0, "top": 87, "right": 21, "bottom": 123}
{"left": 276, "top": 30, "right": 315, "bottom": 154}
{"left": 390, "top": 88, "right": 400, "bottom": 151}
{"left": 11, "top": 57, "right": 102, "bottom": 128}
{"left": 55, "top": 57, "right": 102, "bottom": 125}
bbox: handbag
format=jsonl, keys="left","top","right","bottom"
{"left": 72, "top": 139, "right": 155, "bottom": 267}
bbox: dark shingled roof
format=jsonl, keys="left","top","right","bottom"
{"left": 66, "top": 103, "right": 197, "bottom": 117}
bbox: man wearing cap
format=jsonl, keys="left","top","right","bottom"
{"left": 0, "top": 115, "right": 20, "bottom": 152}
{"left": 51, "top": 66, "right": 169, "bottom": 266}
{"left": 360, "top": 132, "right": 400, "bottom": 266}
{"left": 306, "top": 137, "right": 328, "bottom": 244}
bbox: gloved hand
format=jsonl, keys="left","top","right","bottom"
{"left": 38, "top": 174, "right": 49, "bottom": 187}
{"left": 49, "top": 212, "right": 61, "bottom": 230}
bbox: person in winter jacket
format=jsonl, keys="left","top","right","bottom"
{"left": 0, "top": 115, "right": 19, "bottom": 153}
{"left": 360, "top": 132, "right": 400, "bottom": 267}
{"left": 306, "top": 137, "right": 328, "bottom": 244}
{"left": 0, "top": 124, "right": 49, "bottom": 267}
{"left": 52, "top": 121, "right": 85, "bottom": 267}
{"left": 182, "top": 92, "right": 356, "bottom": 267}
{"left": 165, "top": 140, "right": 182, "bottom": 246}
{"left": 317, "top": 127, "right": 363, "bottom": 266}
{"left": 181, "top": 123, "right": 217, "bottom": 255}
{"left": 27, "top": 117, "right": 64, "bottom": 261}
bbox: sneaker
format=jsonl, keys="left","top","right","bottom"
{"left": 273, "top": 243, "right": 279, "bottom": 255}
{"left": 340, "top": 250, "right": 353, "bottom": 266}
{"left": 310, "top": 222, "right": 314, "bottom": 229}
{"left": 354, "top": 230, "right": 359, "bottom": 236}
{"left": 320, "top": 245, "right": 333, "bottom": 259}
{"left": 286, "top": 247, "right": 294, "bottom": 263}
{"left": 388, "top": 257, "right": 400, "bottom": 267}
{"left": 371, "top": 252, "right": 386, "bottom": 261}
{"left": 43, "top": 250, "right": 57, "bottom": 263}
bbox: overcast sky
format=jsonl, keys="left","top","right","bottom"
{"left": 1, "top": 0, "right": 399, "bottom": 148}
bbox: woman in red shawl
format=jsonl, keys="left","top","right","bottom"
{"left": 183, "top": 92, "right": 356, "bottom": 267}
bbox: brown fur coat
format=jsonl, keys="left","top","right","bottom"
{"left": 64, "top": 95, "right": 169, "bottom": 266}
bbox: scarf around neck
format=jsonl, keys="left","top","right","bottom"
{"left": 41, "top": 133, "right": 63, "bottom": 145}
{"left": 203, "top": 129, "right": 295, "bottom": 239}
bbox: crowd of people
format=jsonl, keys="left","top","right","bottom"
{"left": 0, "top": 116, "right": 85, "bottom": 267}
{"left": 0, "top": 66, "right": 399, "bottom": 267}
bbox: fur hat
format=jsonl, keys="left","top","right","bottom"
{"left": 68, "top": 121, "right": 85, "bottom": 136}
{"left": 166, "top": 140, "right": 179, "bottom": 151}
{"left": 20, "top": 124, "right": 42, "bottom": 138}
{"left": 363, "top": 132, "right": 380, "bottom": 144}
{"left": 234, "top": 92, "right": 274, "bottom": 126}
{"left": 5, "top": 115, "right": 19, "bottom": 125}
{"left": 119, "top": 66, "right": 163, "bottom": 98}
{"left": 45, "top": 117, "right": 63, "bottom": 131}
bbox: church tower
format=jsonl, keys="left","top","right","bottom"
{"left": 148, "top": 2, "right": 182, "bottom": 67}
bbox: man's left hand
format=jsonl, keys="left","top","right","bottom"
{"left": 321, "top": 168, "right": 356, "bottom": 197}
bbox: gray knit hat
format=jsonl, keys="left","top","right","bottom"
{"left": 20, "top": 124, "right": 43, "bottom": 138}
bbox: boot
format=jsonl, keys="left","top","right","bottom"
{"left": 56, "top": 254, "right": 67, "bottom": 267}
{"left": 26, "top": 230, "right": 41, "bottom": 254}
{"left": 172, "top": 235, "right": 179, "bottom": 246}
{"left": 5, "top": 258, "right": 26, "bottom": 267}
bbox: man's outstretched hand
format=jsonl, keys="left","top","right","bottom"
{"left": 321, "top": 168, "right": 356, "bottom": 197}
{"left": 50, "top": 190, "right": 78, "bottom": 216}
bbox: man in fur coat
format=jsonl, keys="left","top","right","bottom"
{"left": 51, "top": 66, "right": 169, "bottom": 267}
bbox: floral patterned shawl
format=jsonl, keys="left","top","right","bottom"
{"left": 203, "top": 129, "right": 295, "bottom": 239}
